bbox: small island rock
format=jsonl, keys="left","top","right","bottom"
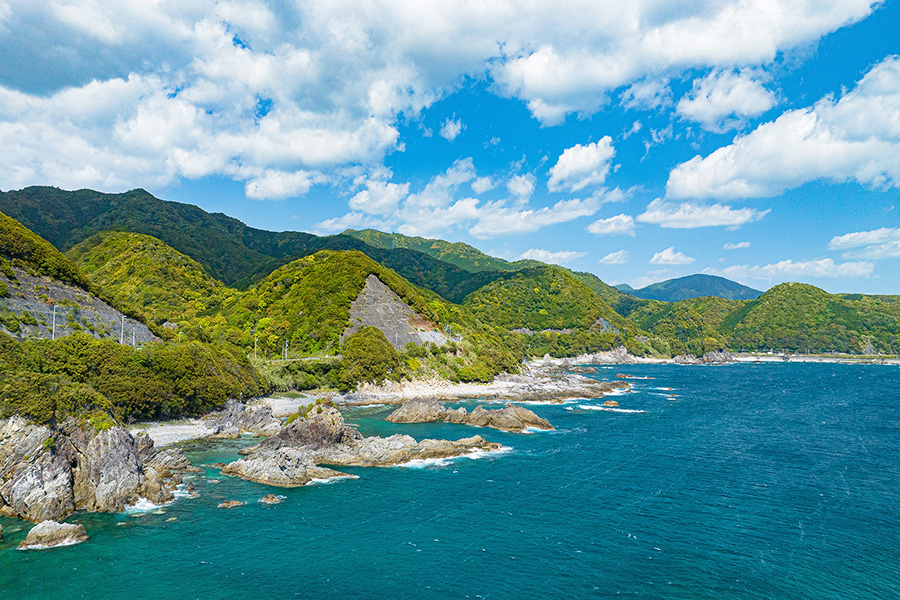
{"left": 217, "top": 500, "right": 245, "bottom": 509}
{"left": 387, "top": 399, "right": 553, "bottom": 432}
{"left": 18, "top": 520, "right": 88, "bottom": 550}
{"left": 259, "top": 494, "right": 283, "bottom": 504}
{"left": 602, "top": 400, "right": 619, "bottom": 407}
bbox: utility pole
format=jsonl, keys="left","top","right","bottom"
{"left": 120, "top": 315, "right": 124, "bottom": 345}
{"left": 132, "top": 327, "right": 135, "bottom": 347}
{"left": 51, "top": 305, "right": 56, "bottom": 340}
{"left": 254, "top": 336, "right": 257, "bottom": 359}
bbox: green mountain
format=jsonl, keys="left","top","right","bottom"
{"left": 615, "top": 274, "right": 762, "bottom": 301}
{"left": 67, "top": 231, "right": 226, "bottom": 329}
{"left": 344, "top": 229, "right": 542, "bottom": 273}
{"left": 0, "top": 209, "right": 94, "bottom": 292}
{"left": 462, "top": 266, "right": 633, "bottom": 333}
{"left": 723, "top": 282, "right": 900, "bottom": 354}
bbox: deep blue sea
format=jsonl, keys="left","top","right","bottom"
{"left": 2, "top": 363, "right": 899, "bottom": 599}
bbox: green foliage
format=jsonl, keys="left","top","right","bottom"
{"left": 0, "top": 211, "right": 94, "bottom": 291}
{"left": 0, "top": 281, "right": 7, "bottom": 297}
{"left": 284, "top": 397, "right": 335, "bottom": 424}
{"left": 87, "top": 410, "right": 116, "bottom": 431}
{"left": 339, "top": 326, "right": 402, "bottom": 390}
{"left": 0, "top": 332, "right": 264, "bottom": 423}
{"left": 463, "top": 266, "right": 634, "bottom": 333}
{"left": 67, "top": 231, "right": 226, "bottom": 327}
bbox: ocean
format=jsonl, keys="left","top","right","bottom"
{"left": 2, "top": 363, "right": 899, "bottom": 599}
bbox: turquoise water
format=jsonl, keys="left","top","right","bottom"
{"left": 2, "top": 363, "right": 899, "bottom": 599}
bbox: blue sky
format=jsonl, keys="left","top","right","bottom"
{"left": 1, "top": 1, "right": 899, "bottom": 293}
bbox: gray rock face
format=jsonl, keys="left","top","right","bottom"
{"left": 344, "top": 274, "right": 447, "bottom": 350}
{"left": 386, "top": 398, "right": 553, "bottom": 432}
{"left": 223, "top": 406, "right": 503, "bottom": 487}
{"left": 0, "top": 417, "right": 193, "bottom": 522}
{"left": 201, "top": 399, "right": 282, "bottom": 438}
{"left": 0, "top": 417, "right": 75, "bottom": 522}
{"left": 18, "top": 520, "right": 88, "bottom": 549}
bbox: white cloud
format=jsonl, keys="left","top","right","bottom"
{"left": 638, "top": 198, "right": 769, "bottom": 229}
{"left": 468, "top": 196, "right": 600, "bottom": 239}
{"left": 723, "top": 241, "right": 751, "bottom": 250}
{"left": 439, "top": 117, "right": 464, "bottom": 141}
{"left": 621, "top": 78, "right": 671, "bottom": 111}
{"left": 704, "top": 258, "right": 874, "bottom": 280}
{"left": 650, "top": 247, "right": 694, "bottom": 265}
{"left": 349, "top": 180, "right": 410, "bottom": 214}
{"left": 599, "top": 249, "right": 628, "bottom": 265}
{"left": 587, "top": 214, "right": 635, "bottom": 236}
{"left": 676, "top": 68, "right": 776, "bottom": 132}
{"left": 829, "top": 227, "right": 900, "bottom": 249}
{"left": 520, "top": 248, "right": 587, "bottom": 265}
{"left": 471, "top": 176, "right": 495, "bottom": 194}
{"left": 507, "top": 173, "right": 535, "bottom": 202}
{"left": 0, "top": 0, "right": 881, "bottom": 195}
{"left": 312, "top": 211, "right": 393, "bottom": 234}
{"left": 548, "top": 137, "right": 615, "bottom": 192}
{"left": 668, "top": 55, "right": 900, "bottom": 200}
{"left": 244, "top": 169, "right": 324, "bottom": 200}
{"left": 829, "top": 227, "right": 900, "bottom": 259}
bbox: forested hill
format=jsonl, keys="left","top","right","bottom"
{"left": 0, "top": 187, "right": 515, "bottom": 299}
{"left": 615, "top": 274, "right": 762, "bottom": 302}
{"left": 344, "top": 229, "right": 542, "bottom": 273}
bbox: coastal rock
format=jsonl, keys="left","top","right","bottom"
{"left": 0, "top": 417, "right": 76, "bottom": 523}
{"left": 222, "top": 446, "right": 350, "bottom": 487}
{"left": 223, "top": 406, "right": 503, "bottom": 487}
{"left": 259, "top": 494, "right": 283, "bottom": 504}
{"left": 603, "top": 400, "right": 619, "bottom": 407}
{"left": 18, "top": 520, "right": 87, "bottom": 550}
{"left": 0, "top": 417, "right": 194, "bottom": 522}
{"left": 217, "top": 500, "right": 245, "bottom": 509}
{"left": 387, "top": 398, "right": 553, "bottom": 432}
{"left": 201, "top": 399, "right": 282, "bottom": 439}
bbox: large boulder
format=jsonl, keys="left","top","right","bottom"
{"left": 18, "top": 520, "right": 88, "bottom": 549}
{"left": 66, "top": 425, "right": 144, "bottom": 513}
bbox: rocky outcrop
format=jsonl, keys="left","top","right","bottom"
{"left": 259, "top": 494, "right": 283, "bottom": 504}
{"left": 386, "top": 399, "right": 553, "bottom": 432}
{"left": 201, "top": 399, "right": 282, "bottom": 438}
{"left": 217, "top": 501, "right": 245, "bottom": 509}
{"left": 18, "top": 520, "right": 88, "bottom": 549}
{"left": 674, "top": 350, "right": 735, "bottom": 365}
{"left": 223, "top": 406, "right": 503, "bottom": 487}
{"left": 0, "top": 417, "right": 193, "bottom": 522}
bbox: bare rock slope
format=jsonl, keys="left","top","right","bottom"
{"left": 386, "top": 398, "right": 553, "bottom": 432}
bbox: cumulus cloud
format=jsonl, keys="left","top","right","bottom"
{"left": 349, "top": 180, "right": 410, "bottom": 214}
{"left": 507, "top": 173, "right": 535, "bottom": 202}
{"left": 667, "top": 55, "right": 900, "bottom": 200}
{"left": 621, "top": 78, "right": 671, "bottom": 111}
{"left": 0, "top": 0, "right": 881, "bottom": 197}
{"left": 637, "top": 198, "right": 769, "bottom": 228}
{"left": 650, "top": 247, "right": 694, "bottom": 265}
{"left": 520, "top": 248, "right": 587, "bottom": 265}
{"left": 245, "top": 169, "right": 325, "bottom": 200}
{"left": 439, "top": 117, "right": 464, "bottom": 141}
{"left": 704, "top": 258, "right": 874, "bottom": 280}
{"left": 587, "top": 214, "right": 635, "bottom": 236}
{"left": 723, "top": 241, "right": 751, "bottom": 250}
{"left": 471, "top": 176, "right": 495, "bottom": 194}
{"left": 676, "top": 68, "right": 776, "bottom": 132}
{"left": 547, "top": 137, "right": 615, "bottom": 192}
{"left": 468, "top": 196, "right": 601, "bottom": 238}
{"left": 599, "top": 249, "right": 628, "bottom": 264}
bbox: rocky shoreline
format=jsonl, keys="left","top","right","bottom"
{"left": 222, "top": 405, "right": 503, "bottom": 486}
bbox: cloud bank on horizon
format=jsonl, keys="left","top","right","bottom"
{"left": 0, "top": 0, "right": 898, "bottom": 293}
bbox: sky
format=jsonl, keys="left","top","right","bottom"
{"left": 1, "top": 1, "right": 899, "bottom": 294}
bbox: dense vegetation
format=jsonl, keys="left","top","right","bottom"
{"left": 463, "top": 266, "right": 634, "bottom": 333}
{"left": 345, "top": 228, "right": 542, "bottom": 273}
{"left": 0, "top": 210, "right": 94, "bottom": 291}
{"left": 0, "top": 332, "right": 263, "bottom": 424}
{"left": 68, "top": 231, "right": 226, "bottom": 330}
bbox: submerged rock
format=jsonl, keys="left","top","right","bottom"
{"left": 18, "top": 520, "right": 88, "bottom": 550}
{"left": 223, "top": 406, "right": 503, "bottom": 487}
{"left": 386, "top": 399, "right": 553, "bottom": 432}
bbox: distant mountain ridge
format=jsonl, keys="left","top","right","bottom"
{"left": 615, "top": 274, "right": 763, "bottom": 301}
